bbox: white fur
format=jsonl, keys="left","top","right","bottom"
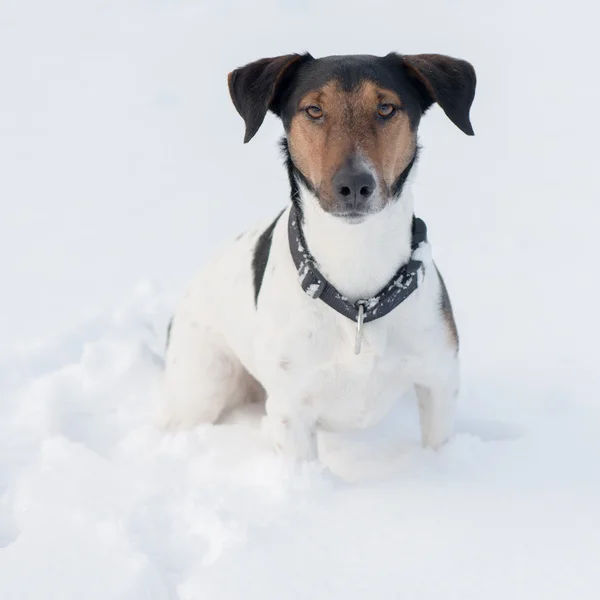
{"left": 163, "top": 179, "right": 459, "bottom": 461}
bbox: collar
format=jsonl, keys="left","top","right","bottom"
{"left": 288, "top": 204, "right": 427, "bottom": 330}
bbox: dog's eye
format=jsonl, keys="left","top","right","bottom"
{"left": 377, "top": 104, "right": 396, "bottom": 119}
{"left": 305, "top": 105, "right": 323, "bottom": 120}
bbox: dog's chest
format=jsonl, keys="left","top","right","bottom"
{"left": 254, "top": 310, "right": 421, "bottom": 430}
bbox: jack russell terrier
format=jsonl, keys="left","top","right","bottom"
{"left": 163, "top": 52, "right": 476, "bottom": 461}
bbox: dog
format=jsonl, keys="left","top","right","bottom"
{"left": 163, "top": 52, "right": 476, "bottom": 461}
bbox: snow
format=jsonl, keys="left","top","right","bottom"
{"left": 2, "top": 0, "right": 600, "bottom": 598}
{"left": 364, "top": 296, "right": 380, "bottom": 310}
{"left": 305, "top": 283, "right": 321, "bottom": 297}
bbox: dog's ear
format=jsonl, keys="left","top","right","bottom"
{"left": 228, "top": 54, "right": 312, "bottom": 143}
{"left": 401, "top": 53, "right": 476, "bottom": 136}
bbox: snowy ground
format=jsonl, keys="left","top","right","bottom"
{"left": 2, "top": 1, "right": 600, "bottom": 598}
{"left": 1, "top": 283, "right": 599, "bottom": 599}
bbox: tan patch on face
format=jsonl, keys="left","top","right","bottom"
{"left": 288, "top": 80, "right": 416, "bottom": 208}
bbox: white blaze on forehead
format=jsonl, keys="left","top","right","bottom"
{"left": 353, "top": 152, "right": 377, "bottom": 178}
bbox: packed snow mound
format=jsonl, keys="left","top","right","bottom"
{"left": 0, "top": 283, "right": 599, "bottom": 600}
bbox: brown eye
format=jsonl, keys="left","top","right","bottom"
{"left": 305, "top": 105, "right": 323, "bottom": 120}
{"left": 377, "top": 103, "right": 396, "bottom": 119}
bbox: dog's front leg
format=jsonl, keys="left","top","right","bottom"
{"left": 415, "top": 366, "right": 459, "bottom": 449}
{"left": 264, "top": 395, "right": 318, "bottom": 461}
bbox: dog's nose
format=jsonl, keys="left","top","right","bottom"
{"left": 332, "top": 167, "right": 376, "bottom": 208}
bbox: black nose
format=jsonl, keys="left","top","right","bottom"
{"left": 332, "top": 167, "right": 376, "bottom": 208}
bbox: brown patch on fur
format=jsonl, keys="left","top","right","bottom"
{"left": 437, "top": 267, "right": 459, "bottom": 351}
{"left": 288, "top": 80, "right": 416, "bottom": 209}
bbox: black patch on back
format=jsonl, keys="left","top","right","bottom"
{"left": 252, "top": 212, "right": 283, "bottom": 306}
{"left": 165, "top": 317, "right": 173, "bottom": 350}
{"left": 436, "top": 266, "right": 459, "bottom": 350}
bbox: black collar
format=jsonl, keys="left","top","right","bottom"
{"left": 288, "top": 206, "right": 427, "bottom": 324}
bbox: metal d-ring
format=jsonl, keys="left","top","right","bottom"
{"left": 354, "top": 302, "right": 366, "bottom": 355}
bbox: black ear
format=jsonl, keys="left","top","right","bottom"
{"left": 228, "top": 53, "right": 312, "bottom": 143}
{"left": 402, "top": 53, "right": 476, "bottom": 136}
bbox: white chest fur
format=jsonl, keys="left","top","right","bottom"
{"left": 254, "top": 305, "right": 423, "bottom": 430}
{"left": 252, "top": 203, "right": 446, "bottom": 440}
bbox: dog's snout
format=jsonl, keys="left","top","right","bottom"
{"left": 332, "top": 167, "right": 376, "bottom": 208}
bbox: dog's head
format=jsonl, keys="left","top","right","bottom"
{"left": 228, "top": 53, "right": 476, "bottom": 222}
